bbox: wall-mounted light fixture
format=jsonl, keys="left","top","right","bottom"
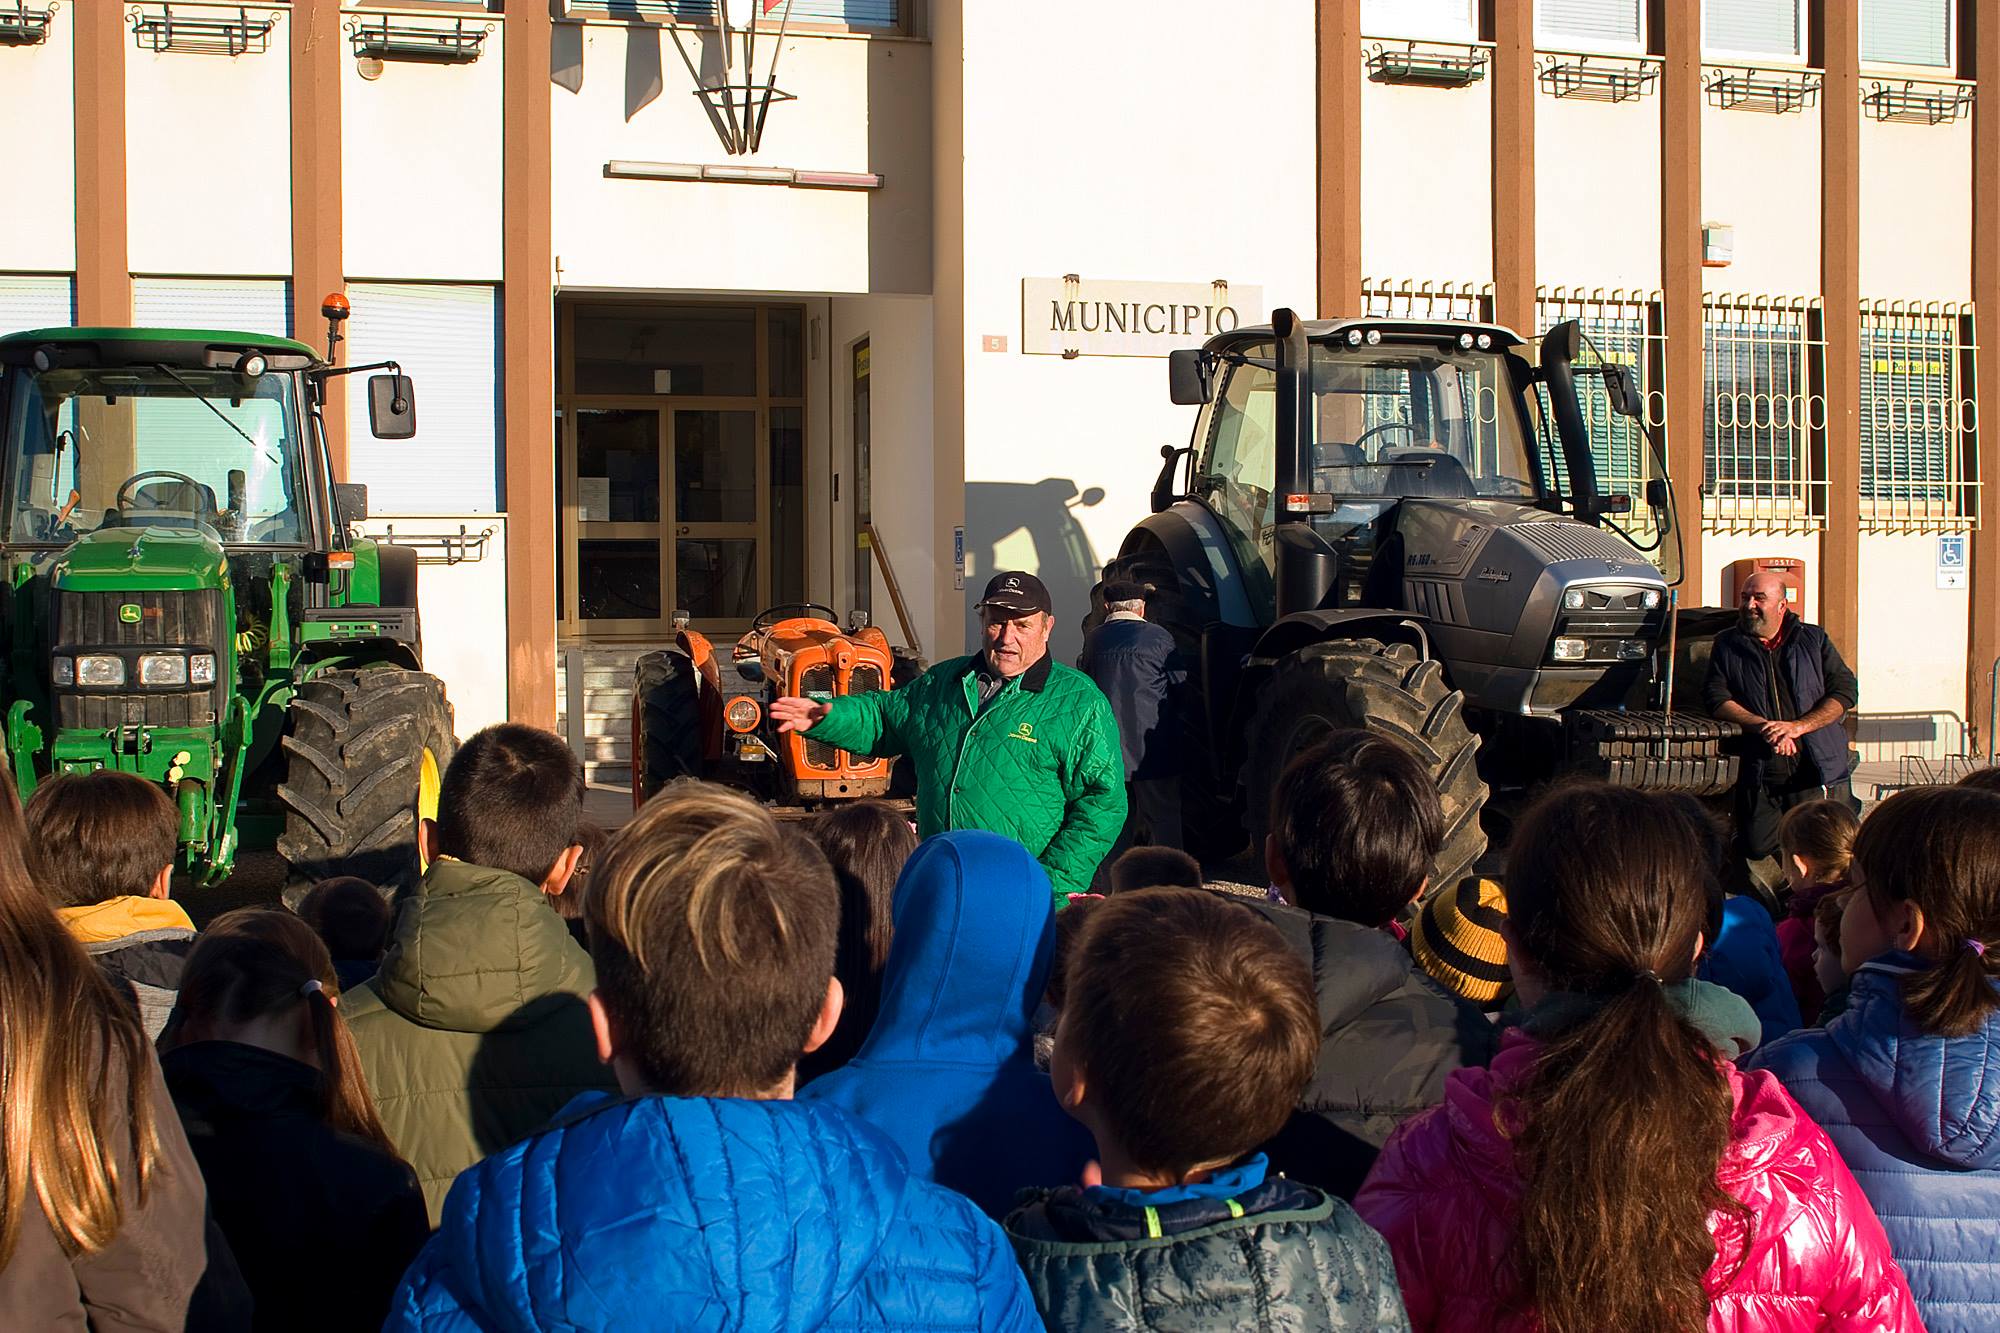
{"left": 604, "top": 161, "right": 885, "bottom": 190}
{"left": 1702, "top": 223, "right": 1734, "bottom": 269}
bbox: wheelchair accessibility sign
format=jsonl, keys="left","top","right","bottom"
{"left": 1938, "top": 534, "right": 1969, "bottom": 590}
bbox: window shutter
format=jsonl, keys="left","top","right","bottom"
{"left": 656, "top": 0, "right": 897, "bottom": 25}
{"left": 1360, "top": 0, "right": 1477, "bottom": 42}
{"left": 132, "top": 278, "right": 292, "bottom": 337}
{"left": 1538, "top": 0, "right": 1643, "bottom": 48}
{"left": 0, "top": 274, "right": 74, "bottom": 337}
{"left": 1862, "top": 0, "right": 1952, "bottom": 67}
{"left": 1704, "top": 0, "right": 1803, "bottom": 59}
{"left": 343, "top": 283, "right": 500, "bottom": 515}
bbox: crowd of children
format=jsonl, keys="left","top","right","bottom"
{"left": 5, "top": 715, "right": 2000, "bottom": 1331}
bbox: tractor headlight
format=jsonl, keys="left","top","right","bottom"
{"left": 1618, "top": 639, "right": 1651, "bottom": 660}
{"left": 50, "top": 656, "right": 73, "bottom": 687}
{"left": 138, "top": 653, "right": 188, "bottom": 686}
{"left": 76, "top": 654, "right": 125, "bottom": 687}
{"left": 1551, "top": 637, "right": 1589, "bottom": 662}
{"left": 190, "top": 653, "right": 216, "bottom": 685}
{"left": 725, "top": 697, "right": 762, "bottom": 733}
{"left": 1640, "top": 589, "right": 1663, "bottom": 609}
{"left": 1562, "top": 588, "right": 1587, "bottom": 610}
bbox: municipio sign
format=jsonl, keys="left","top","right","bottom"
{"left": 1021, "top": 277, "right": 1263, "bottom": 359}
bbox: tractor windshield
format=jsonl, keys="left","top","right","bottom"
{"left": 2, "top": 365, "right": 307, "bottom": 547}
{"left": 1307, "top": 344, "right": 1539, "bottom": 502}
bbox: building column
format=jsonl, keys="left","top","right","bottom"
{"left": 1972, "top": 0, "right": 2000, "bottom": 745}
{"left": 1490, "top": 0, "right": 1535, "bottom": 336}
{"left": 1660, "top": 0, "right": 1704, "bottom": 596}
{"left": 74, "top": 0, "right": 129, "bottom": 326}
{"left": 1818, "top": 2, "right": 1862, "bottom": 664}
{"left": 503, "top": 6, "right": 557, "bottom": 728}
{"left": 931, "top": 0, "right": 968, "bottom": 655}
{"left": 1317, "top": 0, "right": 1362, "bottom": 319}
{"left": 290, "top": 0, "right": 345, "bottom": 472}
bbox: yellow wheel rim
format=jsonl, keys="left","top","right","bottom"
{"left": 416, "top": 746, "right": 442, "bottom": 869}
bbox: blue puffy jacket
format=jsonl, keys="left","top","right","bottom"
{"left": 800, "top": 831, "right": 1096, "bottom": 1216}
{"left": 1747, "top": 952, "right": 2000, "bottom": 1333}
{"left": 385, "top": 1092, "right": 1043, "bottom": 1332}
{"left": 1699, "top": 896, "right": 1804, "bottom": 1048}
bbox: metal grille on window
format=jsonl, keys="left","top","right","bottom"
{"left": 1360, "top": 279, "right": 1494, "bottom": 323}
{"left": 1534, "top": 289, "right": 1667, "bottom": 521}
{"left": 1702, "top": 295, "right": 1826, "bottom": 534}
{"left": 1859, "top": 301, "right": 1978, "bottom": 532}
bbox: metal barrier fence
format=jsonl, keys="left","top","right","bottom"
{"left": 1859, "top": 300, "right": 1980, "bottom": 533}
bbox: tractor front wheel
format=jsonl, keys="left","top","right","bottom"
{"left": 1242, "top": 638, "right": 1488, "bottom": 901}
{"left": 278, "top": 667, "right": 456, "bottom": 896}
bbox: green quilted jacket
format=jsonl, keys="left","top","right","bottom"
{"left": 341, "top": 858, "right": 617, "bottom": 1223}
{"left": 811, "top": 652, "right": 1126, "bottom": 900}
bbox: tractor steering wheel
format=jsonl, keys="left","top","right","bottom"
{"left": 115, "top": 470, "right": 213, "bottom": 522}
{"left": 1351, "top": 421, "right": 1421, "bottom": 457}
{"left": 752, "top": 602, "right": 839, "bottom": 632}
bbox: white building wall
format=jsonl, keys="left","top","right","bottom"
{"left": 0, "top": 15, "right": 75, "bottom": 273}
{"left": 830, "top": 294, "right": 933, "bottom": 654}
{"left": 1859, "top": 116, "right": 1972, "bottom": 300}
{"left": 126, "top": 3, "right": 292, "bottom": 277}
{"left": 948, "top": 0, "right": 1318, "bottom": 661}
{"left": 1854, "top": 531, "right": 1972, "bottom": 762}
{"left": 1535, "top": 92, "right": 1661, "bottom": 289}
{"left": 1699, "top": 104, "right": 1820, "bottom": 297}
{"left": 358, "top": 516, "right": 509, "bottom": 739}
{"left": 1361, "top": 77, "right": 1495, "bottom": 287}
{"left": 549, "top": 22, "right": 930, "bottom": 296}
{"left": 340, "top": 9, "right": 504, "bottom": 282}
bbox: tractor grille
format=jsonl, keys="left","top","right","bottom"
{"left": 848, "top": 663, "right": 883, "bottom": 695}
{"left": 800, "top": 663, "right": 840, "bottom": 770}
{"left": 54, "top": 588, "right": 225, "bottom": 731}
{"left": 1513, "top": 520, "right": 1650, "bottom": 566}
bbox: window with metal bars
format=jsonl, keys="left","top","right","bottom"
{"left": 1359, "top": 279, "right": 1493, "bottom": 323}
{"left": 1535, "top": 290, "right": 1666, "bottom": 507}
{"left": 1701, "top": 297, "right": 1826, "bottom": 532}
{"left": 1859, "top": 303, "right": 1978, "bottom": 531}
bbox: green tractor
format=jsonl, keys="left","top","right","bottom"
{"left": 0, "top": 299, "right": 455, "bottom": 891}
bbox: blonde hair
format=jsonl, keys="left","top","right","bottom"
{"left": 0, "top": 779, "right": 161, "bottom": 1266}
{"left": 586, "top": 780, "right": 838, "bottom": 1095}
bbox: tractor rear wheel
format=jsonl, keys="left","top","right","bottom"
{"left": 1086, "top": 552, "right": 1243, "bottom": 861}
{"left": 1242, "top": 638, "right": 1488, "bottom": 901}
{"left": 278, "top": 667, "right": 456, "bottom": 896}
{"left": 633, "top": 648, "right": 702, "bottom": 804}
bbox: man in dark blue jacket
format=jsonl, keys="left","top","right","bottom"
{"left": 1079, "top": 579, "right": 1188, "bottom": 857}
{"left": 1703, "top": 571, "right": 1860, "bottom": 869}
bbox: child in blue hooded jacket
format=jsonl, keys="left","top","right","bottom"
{"left": 1749, "top": 784, "right": 2000, "bottom": 1333}
{"left": 800, "top": 830, "right": 1096, "bottom": 1216}
{"left": 386, "top": 782, "right": 1041, "bottom": 1333}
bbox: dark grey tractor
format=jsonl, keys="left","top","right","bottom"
{"left": 1093, "top": 309, "right": 1735, "bottom": 891}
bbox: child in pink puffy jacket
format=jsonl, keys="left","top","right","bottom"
{"left": 1354, "top": 784, "right": 1919, "bottom": 1333}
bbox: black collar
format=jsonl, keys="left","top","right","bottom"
{"left": 962, "top": 650, "right": 1053, "bottom": 694}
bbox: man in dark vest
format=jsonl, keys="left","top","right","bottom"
{"left": 1078, "top": 578, "right": 1187, "bottom": 860}
{"left": 1703, "top": 571, "right": 1860, "bottom": 870}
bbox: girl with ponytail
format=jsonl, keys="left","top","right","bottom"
{"left": 161, "top": 907, "right": 429, "bottom": 1332}
{"left": 1750, "top": 784, "right": 2000, "bottom": 1333}
{"left": 0, "top": 778, "right": 217, "bottom": 1329}
{"left": 1356, "top": 783, "right": 1918, "bottom": 1332}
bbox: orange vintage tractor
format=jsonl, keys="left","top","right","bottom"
{"left": 632, "top": 603, "right": 920, "bottom": 809}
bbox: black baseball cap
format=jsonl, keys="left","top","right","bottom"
{"left": 976, "top": 571, "right": 1052, "bottom": 617}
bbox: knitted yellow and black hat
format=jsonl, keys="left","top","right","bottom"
{"left": 1413, "top": 876, "right": 1511, "bottom": 1005}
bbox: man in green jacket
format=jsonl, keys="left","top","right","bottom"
{"left": 772, "top": 571, "right": 1126, "bottom": 902}
{"left": 341, "top": 724, "right": 617, "bottom": 1222}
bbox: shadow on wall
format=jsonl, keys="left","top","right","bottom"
{"left": 964, "top": 479, "right": 1105, "bottom": 662}
{"left": 547, "top": 5, "right": 732, "bottom": 134}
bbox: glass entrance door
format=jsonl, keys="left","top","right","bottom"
{"left": 671, "top": 408, "right": 764, "bottom": 624}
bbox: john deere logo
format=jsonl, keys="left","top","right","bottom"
{"left": 1010, "top": 722, "right": 1037, "bottom": 744}
{"left": 118, "top": 604, "right": 141, "bottom": 624}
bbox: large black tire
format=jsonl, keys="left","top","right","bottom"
{"left": 1085, "top": 551, "right": 1244, "bottom": 861}
{"left": 1242, "top": 638, "right": 1488, "bottom": 900}
{"left": 633, "top": 648, "right": 702, "bottom": 803}
{"left": 278, "top": 667, "right": 456, "bottom": 895}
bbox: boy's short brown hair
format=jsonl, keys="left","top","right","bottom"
{"left": 585, "top": 779, "right": 838, "bottom": 1097}
{"left": 1062, "top": 888, "right": 1317, "bottom": 1176}
{"left": 24, "top": 770, "right": 178, "bottom": 907}
{"left": 434, "top": 723, "right": 586, "bottom": 886}
{"left": 1107, "top": 845, "right": 1202, "bottom": 894}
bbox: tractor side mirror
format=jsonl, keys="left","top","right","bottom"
{"left": 1168, "top": 349, "right": 1211, "bottom": 405}
{"left": 335, "top": 483, "right": 369, "bottom": 530}
{"left": 1646, "top": 477, "right": 1670, "bottom": 512}
{"left": 368, "top": 375, "right": 417, "bottom": 440}
{"left": 1604, "top": 364, "right": 1644, "bottom": 419}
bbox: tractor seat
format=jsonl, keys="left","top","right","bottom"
{"left": 1312, "top": 441, "right": 1371, "bottom": 494}
{"left": 1380, "top": 448, "right": 1475, "bottom": 499}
